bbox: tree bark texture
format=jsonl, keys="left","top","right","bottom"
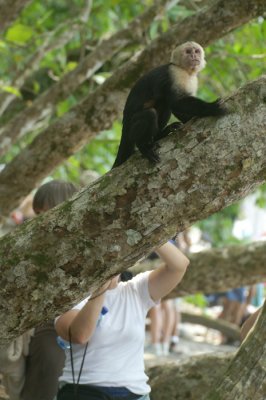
{"left": 132, "top": 241, "right": 266, "bottom": 297}
{"left": 206, "top": 300, "right": 266, "bottom": 399}
{"left": 0, "top": 76, "right": 265, "bottom": 341}
{"left": 149, "top": 353, "right": 233, "bottom": 400}
{"left": 0, "top": 0, "right": 167, "bottom": 143}
{"left": 0, "top": 0, "right": 31, "bottom": 33}
{"left": 0, "top": 0, "right": 265, "bottom": 214}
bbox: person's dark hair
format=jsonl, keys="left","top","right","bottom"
{"left": 33, "top": 180, "right": 78, "bottom": 213}
{"left": 120, "top": 271, "right": 133, "bottom": 282}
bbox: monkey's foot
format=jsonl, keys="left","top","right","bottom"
{"left": 145, "top": 148, "right": 160, "bottom": 163}
{"left": 138, "top": 143, "right": 160, "bottom": 163}
{"left": 162, "top": 122, "right": 183, "bottom": 136}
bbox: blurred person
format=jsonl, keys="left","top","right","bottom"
{"left": 10, "top": 193, "right": 35, "bottom": 225}
{"left": 20, "top": 180, "right": 78, "bottom": 400}
{"left": 148, "top": 299, "right": 176, "bottom": 356}
{"left": 0, "top": 181, "right": 78, "bottom": 400}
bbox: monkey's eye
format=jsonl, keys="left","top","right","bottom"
{"left": 195, "top": 49, "right": 200, "bottom": 54}
{"left": 186, "top": 49, "right": 192, "bottom": 54}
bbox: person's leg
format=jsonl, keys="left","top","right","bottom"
{"left": 170, "top": 300, "right": 180, "bottom": 352}
{"left": 149, "top": 305, "right": 163, "bottom": 355}
{"left": 161, "top": 300, "right": 175, "bottom": 355}
{"left": 21, "top": 322, "right": 65, "bottom": 400}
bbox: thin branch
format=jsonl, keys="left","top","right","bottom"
{"left": 0, "top": 1, "right": 94, "bottom": 116}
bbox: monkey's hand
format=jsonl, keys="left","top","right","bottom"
{"left": 212, "top": 99, "right": 228, "bottom": 116}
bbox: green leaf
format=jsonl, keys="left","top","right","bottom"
{"left": 0, "top": 85, "right": 21, "bottom": 97}
{"left": 184, "top": 294, "right": 208, "bottom": 309}
{"left": 6, "top": 24, "right": 34, "bottom": 44}
{"left": 65, "top": 61, "right": 78, "bottom": 72}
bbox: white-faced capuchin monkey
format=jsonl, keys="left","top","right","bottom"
{"left": 112, "top": 41, "right": 226, "bottom": 168}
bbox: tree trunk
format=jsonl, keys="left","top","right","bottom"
{"left": 132, "top": 241, "right": 266, "bottom": 297}
{"left": 205, "top": 301, "right": 266, "bottom": 399}
{"left": 0, "top": 76, "right": 265, "bottom": 341}
{"left": 0, "top": 0, "right": 264, "bottom": 214}
{"left": 149, "top": 353, "right": 234, "bottom": 400}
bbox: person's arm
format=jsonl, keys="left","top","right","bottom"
{"left": 240, "top": 307, "right": 262, "bottom": 342}
{"left": 148, "top": 241, "right": 189, "bottom": 302}
{"left": 55, "top": 281, "right": 111, "bottom": 345}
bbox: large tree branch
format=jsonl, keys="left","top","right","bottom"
{"left": 132, "top": 241, "right": 266, "bottom": 297}
{"left": 0, "top": 0, "right": 264, "bottom": 214}
{"left": 180, "top": 312, "right": 240, "bottom": 341}
{"left": 0, "top": 0, "right": 166, "bottom": 124}
{"left": 0, "top": 0, "right": 32, "bottom": 33}
{"left": 0, "top": 76, "right": 265, "bottom": 342}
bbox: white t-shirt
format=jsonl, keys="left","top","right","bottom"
{"left": 58, "top": 271, "right": 158, "bottom": 395}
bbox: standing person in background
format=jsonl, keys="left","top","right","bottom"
{"left": 20, "top": 180, "right": 78, "bottom": 400}
{"left": 148, "top": 299, "right": 176, "bottom": 356}
{"left": 55, "top": 241, "right": 190, "bottom": 400}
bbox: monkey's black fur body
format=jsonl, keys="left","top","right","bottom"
{"left": 112, "top": 63, "right": 225, "bottom": 168}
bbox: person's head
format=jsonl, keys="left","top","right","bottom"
{"left": 33, "top": 180, "right": 78, "bottom": 215}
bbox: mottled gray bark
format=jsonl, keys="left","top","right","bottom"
{"left": 149, "top": 353, "right": 233, "bottom": 400}
{"left": 0, "top": 76, "right": 265, "bottom": 342}
{"left": 133, "top": 241, "right": 266, "bottom": 297}
{"left": 0, "top": 0, "right": 31, "bottom": 33}
{"left": 0, "top": 0, "right": 167, "bottom": 139}
{"left": 0, "top": 0, "right": 265, "bottom": 215}
{"left": 206, "top": 300, "right": 266, "bottom": 399}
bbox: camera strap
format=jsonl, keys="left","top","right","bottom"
{"left": 69, "top": 327, "right": 88, "bottom": 400}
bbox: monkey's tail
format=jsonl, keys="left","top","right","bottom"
{"left": 112, "top": 128, "right": 134, "bottom": 169}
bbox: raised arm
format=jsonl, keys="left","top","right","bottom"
{"left": 55, "top": 281, "right": 111, "bottom": 345}
{"left": 148, "top": 241, "right": 189, "bottom": 302}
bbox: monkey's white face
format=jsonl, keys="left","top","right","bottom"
{"left": 171, "top": 42, "right": 206, "bottom": 74}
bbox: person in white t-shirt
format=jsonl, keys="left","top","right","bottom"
{"left": 55, "top": 241, "right": 189, "bottom": 400}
